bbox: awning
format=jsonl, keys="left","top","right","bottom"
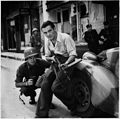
{"left": 7, "top": 9, "right": 19, "bottom": 20}
{"left": 46, "top": 1, "right": 71, "bottom": 11}
{"left": 7, "top": 8, "right": 30, "bottom": 20}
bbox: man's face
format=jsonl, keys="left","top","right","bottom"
{"left": 88, "top": 26, "right": 92, "bottom": 31}
{"left": 34, "top": 30, "right": 38, "bottom": 35}
{"left": 27, "top": 56, "right": 37, "bottom": 66}
{"left": 42, "top": 25, "right": 55, "bottom": 41}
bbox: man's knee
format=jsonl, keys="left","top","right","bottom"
{"left": 41, "top": 72, "right": 55, "bottom": 92}
{"left": 20, "top": 87, "right": 36, "bottom": 97}
{"left": 51, "top": 81, "right": 62, "bottom": 94}
{"left": 51, "top": 84, "right": 55, "bottom": 93}
{"left": 20, "top": 87, "right": 28, "bottom": 94}
{"left": 41, "top": 81, "right": 50, "bottom": 92}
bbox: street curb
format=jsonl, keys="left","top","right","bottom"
{"left": 1, "top": 55, "right": 25, "bottom": 61}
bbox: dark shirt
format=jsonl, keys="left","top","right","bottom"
{"left": 84, "top": 29, "right": 99, "bottom": 54}
{"left": 15, "top": 59, "right": 50, "bottom": 84}
{"left": 99, "top": 28, "right": 112, "bottom": 40}
{"left": 30, "top": 35, "right": 41, "bottom": 49}
{"left": 99, "top": 28, "right": 113, "bottom": 50}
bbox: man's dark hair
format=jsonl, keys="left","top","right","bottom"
{"left": 86, "top": 24, "right": 92, "bottom": 28}
{"left": 41, "top": 20, "right": 55, "bottom": 29}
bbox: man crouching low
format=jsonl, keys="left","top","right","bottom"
{"left": 15, "top": 47, "right": 53, "bottom": 105}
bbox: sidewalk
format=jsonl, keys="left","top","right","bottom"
{"left": 1, "top": 52, "right": 24, "bottom": 61}
{"left": 1, "top": 43, "right": 88, "bottom": 60}
{"left": 1, "top": 51, "right": 46, "bottom": 61}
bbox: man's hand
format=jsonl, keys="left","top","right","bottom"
{"left": 60, "top": 63, "right": 68, "bottom": 69}
{"left": 46, "top": 56, "right": 56, "bottom": 62}
{"left": 27, "top": 79, "right": 34, "bottom": 86}
{"left": 99, "top": 40, "right": 104, "bottom": 45}
{"left": 37, "top": 42, "right": 41, "bottom": 46}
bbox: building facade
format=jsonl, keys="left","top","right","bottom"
{"left": 41, "top": 0, "right": 119, "bottom": 45}
{"left": 1, "top": 0, "right": 119, "bottom": 52}
{"left": 1, "top": 1, "right": 42, "bottom": 52}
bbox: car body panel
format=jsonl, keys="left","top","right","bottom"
{"left": 99, "top": 47, "right": 119, "bottom": 79}
{"left": 73, "top": 47, "right": 119, "bottom": 116}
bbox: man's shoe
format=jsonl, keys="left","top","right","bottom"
{"left": 70, "top": 110, "right": 80, "bottom": 117}
{"left": 29, "top": 98, "right": 36, "bottom": 105}
{"left": 35, "top": 115, "right": 49, "bottom": 118}
{"left": 50, "top": 103, "right": 56, "bottom": 109}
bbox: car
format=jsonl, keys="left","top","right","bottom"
{"left": 36, "top": 47, "right": 119, "bottom": 117}
{"left": 70, "top": 47, "right": 119, "bottom": 117}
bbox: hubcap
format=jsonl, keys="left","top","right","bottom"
{"left": 75, "top": 80, "right": 91, "bottom": 112}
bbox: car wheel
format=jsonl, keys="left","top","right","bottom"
{"left": 73, "top": 70, "right": 95, "bottom": 117}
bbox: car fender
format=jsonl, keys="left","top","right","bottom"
{"left": 75, "top": 60, "right": 118, "bottom": 115}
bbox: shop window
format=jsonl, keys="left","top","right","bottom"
{"left": 71, "top": 15, "right": 77, "bottom": 41}
{"left": 80, "top": 3, "right": 89, "bottom": 18}
{"left": 62, "top": 9, "right": 69, "bottom": 22}
{"left": 57, "top": 12, "right": 61, "bottom": 23}
{"left": 57, "top": 9, "right": 70, "bottom": 34}
{"left": 73, "top": 5, "right": 76, "bottom": 13}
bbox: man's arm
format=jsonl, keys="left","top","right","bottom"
{"left": 15, "top": 66, "right": 28, "bottom": 87}
{"left": 64, "top": 34, "right": 77, "bottom": 65}
{"left": 64, "top": 55, "right": 76, "bottom": 65}
{"left": 46, "top": 56, "right": 55, "bottom": 62}
{"left": 15, "top": 81, "right": 28, "bottom": 87}
{"left": 84, "top": 32, "right": 89, "bottom": 43}
{"left": 30, "top": 36, "right": 34, "bottom": 47}
{"left": 44, "top": 38, "right": 51, "bottom": 57}
{"left": 39, "top": 59, "right": 51, "bottom": 68}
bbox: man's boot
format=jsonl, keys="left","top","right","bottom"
{"left": 29, "top": 96, "right": 36, "bottom": 104}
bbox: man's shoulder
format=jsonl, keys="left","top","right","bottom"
{"left": 58, "top": 32, "right": 71, "bottom": 41}
{"left": 18, "top": 62, "right": 27, "bottom": 70}
{"left": 36, "top": 58, "right": 50, "bottom": 67}
{"left": 59, "top": 32, "right": 69, "bottom": 37}
{"left": 91, "top": 29, "right": 98, "bottom": 34}
{"left": 85, "top": 30, "right": 88, "bottom": 33}
{"left": 84, "top": 31, "right": 89, "bottom": 35}
{"left": 92, "top": 29, "right": 97, "bottom": 32}
{"left": 16, "top": 62, "right": 27, "bottom": 73}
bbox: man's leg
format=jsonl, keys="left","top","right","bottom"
{"left": 20, "top": 86, "right": 36, "bottom": 104}
{"left": 35, "top": 71, "right": 56, "bottom": 117}
{"left": 51, "top": 70, "right": 76, "bottom": 111}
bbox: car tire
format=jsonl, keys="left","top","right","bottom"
{"left": 73, "top": 69, "right": 95, "bottom": 117}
